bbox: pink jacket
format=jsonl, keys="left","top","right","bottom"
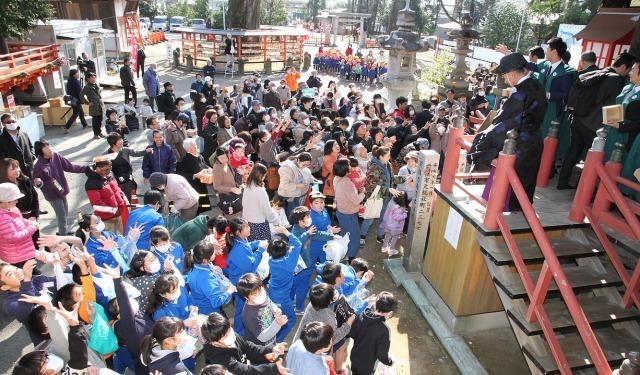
{"left": 0, "top": 208, "right": 37, "bottom": 264}
{"left": 382, "top": 205, "right": 408, "bottom": 233}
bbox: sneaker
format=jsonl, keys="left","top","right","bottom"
{"left": 359, "top": 238, "right": 365, "bottom": 247}
{"left": 376, "top": 235, "right": 384, "bottom": 244}
{"left": 387, "top": 248, "right": 400, "bottom": 256}
{"left": 64, "top": 128, "right": 69, "bottom": 134}
{"left": 93, "top": 135, "right": 101, "bottom": 140}
{"left": 381, "top": 247, "right": 389, "bottom": 253}
{"left": 295, "top": 309, "right": 305, "bottom": 316}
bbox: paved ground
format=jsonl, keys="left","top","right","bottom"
{"left": 0, "top": 33, "right": 524, "bottom": 375}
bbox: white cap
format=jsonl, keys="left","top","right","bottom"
{"left": 0, "top": 183, "right": 24, "bottom": 202}
{"left": 204, "top": 76, "right": 212, "bottom": 82}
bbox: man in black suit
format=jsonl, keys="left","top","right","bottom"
{"left": 557, "top": 52, "right": 636, "bottom": 189}
{"left": 0, "top": 114, "right": 36, "bottom": 178}
{"left": 136, "top": 47, "right": 146, "bottom": 78}
{"left": 414, "top": 99, "right": 434, "bottom": 130}
{"left": 578, "top": 50, "right": 600, "bottom": 76}
{"left": 120, "top": 58, "right": 137, "bottom": 105}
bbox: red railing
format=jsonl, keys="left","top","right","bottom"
{"left": 440, "top": 123, "right": 614, "bottom": 374}
{"left": 1, "top": 44, "right": 60, "bottom": 93}
{"left": 569, "top": 132, "right": 640, "bottom": 310}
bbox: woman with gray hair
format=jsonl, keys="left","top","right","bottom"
{"left": 179, "top": 137, "right": 211, "bottom": 213}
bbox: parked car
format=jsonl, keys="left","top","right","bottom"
{"left": 169, "top": 16, "right": 186, "bottom": 32}
{"left": 152, "top": 15, "right": 168, "bottom": 31}
{"left": 192, "top": 18, "right": 206, "bottom": 29}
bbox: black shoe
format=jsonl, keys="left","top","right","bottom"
{"left": 556, "top": 184, "right": 576, "bottom": 190}
{"left": 376, "top": 235, "right": 384, "bottom": 244}
{"left": 39, "top": 210, "right": 48, "bottom": 215}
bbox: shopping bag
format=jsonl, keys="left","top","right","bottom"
{"left": 362, "top": 185, "right": 383, "bottom": 219}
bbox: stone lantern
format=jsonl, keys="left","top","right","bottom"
{"left": 440, "top": 4, "right": 483, "bottom": 97}
{"left": 377, "top": 0, "right": 432, "bottom": 110}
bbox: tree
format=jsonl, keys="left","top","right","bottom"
{"left": 308, "top": 0, "right": 325, "bottom": 24}
{"left": 140, "top": 0, "right": 159, "bottom": 20}
{"left": 0, "top": 0, "right": 54, "bottom": 54}
{"left": 481, "top": 2, "right": 533, "bottom": 51}
{"left": 420, "top": 50, "right": 451, "bottom": 89}
{"left": 261, "top": 0, "right": 288, "bottom": 25}
{"left": 228, "top": 0, "right": 261, "bottom": 29}
{"left": 166, "top": 1, "right": 197, "bottom": 21}
{"left": 193, "top": 0, "right": 213, "bottom": 23}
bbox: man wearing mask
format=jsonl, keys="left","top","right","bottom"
{"left": 0, "top": 114, "right": 35, "bottom": 178}
{"left": 468, "top": 87, "right": 489, "bottom": 120}
{"left": 203, "top": 59, "right": 216, "bottom": 81}
{"left": 277, "top": 79, "right": 291, "bottom": 105}
{"left": 263, "top": 82, "right": 282, "bottom": 112}
{"left": 538, "top": 37, "right": 577, "bottom": 161}
{"left": 63, "top": 69, "right": 89, "bottom": 133}
{"left": 79, "top": 72, "right": 106, "bottom": 139}
{"left": 468, "top": 53, "right": 547, "bottom": 210}
{"left": 143, "top": 63, "right": 160, "bottom": 110}
{"left": 120, "top": 58, "right": 137, "bottom": 105}
{"left": 157, "top": 82, "right": 177, "bottom": 118}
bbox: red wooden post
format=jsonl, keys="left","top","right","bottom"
{"left": 568, "top": 129, "right": 607, "bottom": 222}
{"left": 238, "top": 37, "right": 242, "bottom": 59}
{"left": 440, "top": 109, "right": 465, "bottom": 193}
{"left": 483, "top": 130, "right": 518, "bottom": 230}
{"left": 592, "top": 143, "right": 625, "bottom": 219}
{"left": 536, "top": 119, "right": 559, "bottom": 187}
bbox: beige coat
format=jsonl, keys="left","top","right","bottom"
{"left": 166, "top": 174, "right": 198, "bottom": 210}
{"left": 278, "top": 159, "right": 313, "bottom": 198}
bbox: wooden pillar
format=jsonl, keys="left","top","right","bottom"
{"left": 213, "top": 35, "right": 217, "bottom": 61}
{"left": 238, "top": 37, "right": 242, "bottom": 59}
{"left": 263, "top": 36, "right": 267, "bottom": 63}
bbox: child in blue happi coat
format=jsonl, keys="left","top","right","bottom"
{"left": 226, "top": 217, "right": 268, "bottom": 336}
{"left": 309, "top": 193, "right": 341, "bottom": 264}
{"left": 148, "top": 273, "right": 190, "bottom": 321}
{"left": 185, "top": 240, "right": 234, "bottom": 315}
{"left": 149, "top": 225, "right": 184, "bottom": 272}
{"left": 267, "top": 225, "right": 303, "bottom": 342}
{"left": 289, "top": 206, "right": 325, "bottom": 314}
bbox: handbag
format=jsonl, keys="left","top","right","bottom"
{"left": 217, "top": 191, "right": 243, "bottom": 215}
{"left": 362, "top": 185, "right": 383, "bottom": 219}
{"left": 267, "top": 166, "right": 280, "bottom": 190}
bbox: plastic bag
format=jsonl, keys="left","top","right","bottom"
{"left": 211, "top": 265, "right": 232, "bottom": 294}
{"left": 322, "top": 232, "right": 350, "bottom": 263}
{"left": 293, "top": 256, "right": 308, "bottom": 275}
{"left": 256, "top": 252, "right": 270, "bottom": 280}
{"left": 376, "top": 361, "right": 397, "bottom": 375}
{"left": 88, "top": 302, "right": 119, "bottom": 356}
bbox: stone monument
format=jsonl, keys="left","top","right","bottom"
{"left": 377, "top": 0, "right": 432, "bottom": 110}
{"left": 439, "top": 4, "right": 483, "bottom": 97}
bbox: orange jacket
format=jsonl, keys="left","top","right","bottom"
{"left": 285, "top": 71, "right": 301, "bottom": 93}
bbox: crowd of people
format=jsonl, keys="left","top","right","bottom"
{"left": 1, "top": 34, "right": 639, "bottom": 375}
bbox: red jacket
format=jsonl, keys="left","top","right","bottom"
{"left": 0, "top": 207, "right": 37, "bottom": 264}
{"left": 84, "top": 168, "right": 126, "bottom": 221}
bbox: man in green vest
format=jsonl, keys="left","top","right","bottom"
{"left": 607, "top": 61, "right": 640, "bottom": 201}
{"left": 538, "top": 37, "right": 577, "bottom": 162}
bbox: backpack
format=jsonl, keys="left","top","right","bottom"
{"left": 567, "top": 69, "right": 608, "bottom": 116}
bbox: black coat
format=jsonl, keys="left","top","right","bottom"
{"left": 66, "top": 76, "right": 83, "bottom": 100}
{"left": 200, "top": 336, "right": 279, "bottom": 375}
{"left": 413, "top": 109, "right": 433, "bottom": 130}
{"left": 0, "top": 129, "right": 35, "bottom": 178}
{"left": 137, "top": 49, "right": 146, "bottom": 64}
{"left": 157, "top": 90, "right": 177, "bottom": 117}
{"left": 468, "top": 76, "right": 548, "bottom": 209}
{"left": 120, "top": 64, "right": 135, "bottom": 87}
{"left": 572, "top": 67, "right": 627, "bottom": 133}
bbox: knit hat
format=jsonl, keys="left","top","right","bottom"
{"left": 149, "top": 172, "right": 167, "bottom": 188}
{"left": 352, "top": 121, "right": 365, "bottom": 134}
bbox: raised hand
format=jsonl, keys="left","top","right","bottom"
{"left": 19, "top": 292, "right": 54, "bottom": 310}
{"left": 100, "top": 265, "right": 121, "bottom": 279}
{"left": 307, "top": 225, "right": 317, "bottom": 236}
{"left": 55, "top": 301, "right": 80, "bottom": 326}
{"left": 97, "top": 234, "right": 117, "bottom": 251}
{"left": 128, "top": 223, "right": 144, "bottom": 241}
{"left": 22, "top": 259, "right": 37, "bottom": 282}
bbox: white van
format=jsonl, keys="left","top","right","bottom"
{"left": 192, "top": 18, "right": 206, "bottom": 29}
{"left": 152, "top": 16, "right": 168, "bottom": 31}
{"left": 140, "top": 22, "right": 149, "bottom": 39}
{"left": 170, "top": 16, "right": 186, "bottom": 32}
{"left": 139, "top": 17, "right": 150, "bottom": 26}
